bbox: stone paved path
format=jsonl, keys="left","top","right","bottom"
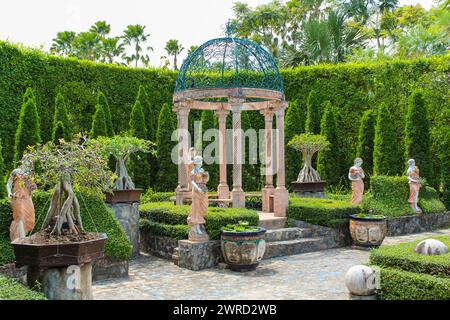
{"left": 93, "top": 228, "right": 449, "bottom": 300}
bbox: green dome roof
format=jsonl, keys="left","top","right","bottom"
{"left": 175, "top": 37, "right": 283, "bottom": 93}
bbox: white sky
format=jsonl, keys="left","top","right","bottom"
{"left": 0, "top": 0, "right": 436, "bottom": 67}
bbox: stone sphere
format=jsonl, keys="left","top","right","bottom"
{"left": 345, "top": 265, "right": 377, "bottom": 296}
{"left": 414, "top": 239, "right": 449, "bottom": 256}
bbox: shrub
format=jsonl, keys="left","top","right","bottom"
{"left": 52, "top": 93, "right": 71, "bottom": 142}
{"left": 139, "top": 202, "right": 259, "bottom": 240}
{"left": 377, "top": 267, "right": 450, "bottom": 300}
{"left": 305, "top": 89, "right": 321, "bottom": 134}
{"left": 0, "top": 275, "right": 45, "bottom": 300}
{"left": 356, "top": 109, "right": 376, "bottom": 175}
{"left": 404, "top": 90, "right": 432, "bottom": 182}
{"left": 90, "top": 103, "right": 107, "bottom": 138}
{"left": 287, "top": 197, "right": 360, "bottom": 228}
{"left": 373, "top": 102, "right": 403, "bottom": 176}
{"left": 440, "top": 112, "right": 450, "bottom": 209}
{"left": 14, "top": 88, "right": 41, "bottom": 163}
{"left": 140, "top": 220, "right": 189, "bottom": 240}
{"left": 0, "top": 139, "right": 5, "bottom": 198}
{"left": 141, "top": 189, "right": 174, "bottom": 203}
{"left": 370, "top": 235, "right": 450, "bottom": 278}
{"left": 136, "top": 85, "right": 154, "bottom": 141}
{"left": 97, "top": 92, "right": 114, "bottom": 137}
{"left": 318, "top": 101, "right": 339, "bottom": 186}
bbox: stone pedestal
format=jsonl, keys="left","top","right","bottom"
{"left": 28, "top": 263, "right": 93, "bottom": 300}
{"left": 262, "top": 187, "right": 275, "bottom": 212}
{"left": 107, "top": 202, "right": 140, "bottom": 257}
{"left": 273, "top": 187, "right": 289, "bottom": 217}
{"left": 231, "top": 189, "right": 246, "bottom": 208}
{"left": 176, "top": 240, "right": 221, "bottom": 271}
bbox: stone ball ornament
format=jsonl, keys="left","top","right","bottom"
{"left": 345, "top": 265, "right": 377, "bottom": 296}
{"left": 414, "top": 239, "right": 449, "bottom": 256}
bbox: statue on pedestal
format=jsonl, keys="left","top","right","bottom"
{"left": 187, "top": 155, "right": 210, "bottom": 242}
{"left": 407, "top": 159, "right": 422, "bottom": 213}
{"left": 7, "top": 159, "right": 37, "bottom": 241}
{"left": 348, "top": 158, "right": 365, "bottom": 205}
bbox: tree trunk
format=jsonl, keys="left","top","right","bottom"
{"left": 41, "top": 178, "right": 83, "bottom": 235}
{"left": 113, "top": 157, "right": 135, "bottom": 190}
{"left": 297, "top": 152, "right": 322, "bottom": 183}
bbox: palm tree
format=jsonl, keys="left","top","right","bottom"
{"left": 122, "top": 24, "right": 153, "bottom": 67}
{"left": 164, "top": 39, "right": 184, "bottom": 70}
{"left": 101, "top": 37, "right": 125, "bottom": 64}
{"left": 89, "top": 21, "right": 111, "bottom": 38}
{"left": 51, "top": 31, "right": 76, "bottom": 57}
{"left": 73, "top": 31, "right": 98, "bottom": 61}
{"left": 187, "top": 45, "right": 199, "bottom": 56}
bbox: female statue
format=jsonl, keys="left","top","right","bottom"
{"left": 348, "top": 158, "right": 365, "bottom": 205}
{"left": 7, "top": 159, "right": 37, "bottom": 241}
{"left": 407, "top": 159, "right": 422, "bottom": 213}
{"left": 187, "top": 155, "right": 210, "bottom": 241}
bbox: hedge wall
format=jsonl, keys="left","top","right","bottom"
{"left": 0, "top": 190, "right": 132, "bottom": 265}
{"left": 0, "top": 41, "right": 448, "bottom": 192}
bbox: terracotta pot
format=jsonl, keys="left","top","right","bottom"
{"left": 221, "top": 227, "right": 266, "bottom": 272}
{"left": 12, "top": 233, "right": 107, "bottom": 268}
{"left": 349, "top": 215, "right": 387, "bottom": 247}
{"left": 104, "top": 189, "right": 144, "bottom": 204}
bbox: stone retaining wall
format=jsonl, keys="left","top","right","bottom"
{"left": 387, "top": 212, "right": 449, "bottom": 236}
{"left": 92, "top": 257, "right": 129, "bottom": 282}
{"left": 140, "top": 232, "right": 179, "bottom": 260}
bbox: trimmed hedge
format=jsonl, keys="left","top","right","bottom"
{"left": 0, "top": 190, "right": 132, "bottom": 266}
{"left": 370, "top": 235, "right": 450, "bottom": 278}
{"left": 364, "top": 175, "right": 446, "bottom": 217}
{"left": 287, "top": 197, "right": 360, "bottom": 228}
{"left": 0, "top": 275, "right": 45, "bottom": 300}
{"left": 377, "top": 267, "right": 450, "bottom": 300}
{"left": 139, "top": 202, "right": 259, "bottom": 240}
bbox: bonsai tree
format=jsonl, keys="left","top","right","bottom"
{"left": 90, "top": 135, "right": 154, "bottom": 190}
{"left": 23, "top": 134, "right": 113, "bottom": 235}
{"left": 288, "top": 133, "right": 330, "bottom": 183}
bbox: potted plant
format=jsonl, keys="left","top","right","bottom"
{"left": 349, "top": 210, "right": 387, "bottom": 247}
{"left": 91, "top": 135, "right": 153, "bottom": 203}
{"left": 288, "top": 133, "right": 330, "bottom": 197}
{"left": 221, "top": 221, "right": 266, "bottom": 272}
{"left": 12, "top": 135, "right": 112, "bottom": 268}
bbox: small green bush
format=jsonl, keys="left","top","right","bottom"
{"left": 0, "top": 275, "right": 45, "bottom": 300}
{"left": 288, "top": 197, "right": 360, "bottom": 228}
{"left": 139, "top": 202, "right": 259, "bottom": 240}
{"left": 377, "top": 267, "right": 450, "bottom": 300}
{"left": 140, "top": 220, "right": 189, "bottom": 240}
{"left": 141, "top": 190, "right": 174, "bottom": 203}
{"left": 370, "top": 235, "right": 450, "bottom": 278}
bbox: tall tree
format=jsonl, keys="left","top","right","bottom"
{"left": 404, "top": 90, "right": 431, "bottom": 181}
{"left": 73, "top": 31, "right": 98, "bottom": 61}
{"left": 122, "top": 24, "right": 153, "bottom": 67}
{"left": 285, "top": 99, "right": 305, "bottom": 187}
{"left": 97, "top": 92, "right": 114, "bottom": 136}
{"left": 187, "top": 45, "right": 199, "bottom": 56}
{"left": 356, "top": 109, "right": 376, "bottom": 174}
{"left": 51, "top": 31, "right": 76, "bottom": 57}
{"left": 89, "top": 20, "right": 111, "bottom": 38}
{"left": 305, "top": 90, "right": 321, "bottom": 134}
{"left": 317, "top": 101, "right": 339, "bottom": 186}
{"left": 155, "top": 103, "right": 177, "bottom": 191}
{"left": 373, "top": 102, "right": 403, "bottom": 175}
{"left": 90, "top": 103, "right": 107, "bottom": 138}
{"left": 100, "top": 37, "right": 125, "bottom": 64}
{"left": 14, "top": 88, "right": 41, "bottom": 163}
{"left": 52, "top": 93, "right": 71, "bottom": 142}
{"left": 164, "top": 39, "right": 184, "bottom": 70}
{"left": 0, "top": 139, "right": 5, "bottom": 198}
{"left": 135, "top": 86, "right": 154, "bottom": 140}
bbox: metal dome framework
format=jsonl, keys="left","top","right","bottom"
{"left": 172, "top": 37, "right": 289, "bottom": 218}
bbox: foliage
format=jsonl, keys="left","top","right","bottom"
{"left": 356, "top": 109, "right": 376, "bottom": 174}
{"left": 305, "top": 90, "right": 321, "bottom": 134}
{"left": 317, "top": 101, "right": 339, "bottom": 186}
{"left": 97, "top": 92, "right": 114, "bottom": 136}
{"left": 441, "top": 109, "right": 450, "bottom": 209}
{"left": 373, "top": 102, "right": 403, "bottom": 175}
{"left": 288, "top": 197, "right": 360, "bottom": 228}
{"left": 52, "top": 93, "right": 71, "bottom": 142}
{"left": 285, "top": 99, "right": 305, "bottom": 188}
{"left": 140, "top": 189, "right": 174, "bottom": 203}
{"left": 140, "top": 219, "right": 189, "bottom": 240}
{"left": 164, "top": 39, "right": 184, "bottom": 70}
{"left": 288, "top": 133, "right": 330, "bottom": 155}
{"left": 0, "top": 275, "right": 45, "bottom": 300}
{"left": 222, "top": 221, "right": 259, "bottom": 232}
{"left": 155, "top": 104, "right": 177, "bottom": 191}
{"left": 90, "top": 103, "right": 108, "bottom": 138}
{"left": 14, "top": 88, "right": 41, "bottom": 163}
{"left": 0, "top": 139, "right": 5, "bottom": 198}
{"left": 369, "top": 235, "right": 450, "bottom": 278}
{"left": 122, "top": 24, "right": 153, "bottom": 67}
{"left": 404, "top": 90, "right": 432, "bottom": 182}
{"left": 139, "top": 202, "right": 259, "bottom": 240}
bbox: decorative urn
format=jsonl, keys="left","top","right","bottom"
{"left": 349, "top": 213, "right": 387, "bottom": 247}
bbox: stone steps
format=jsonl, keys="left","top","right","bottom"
{"left": 258, "top": 212, "right": 287, "bottom": 230}
{"left": 264, "top": 227, "right": 313, "bottom": 242}
{"left": 263, "top": 237, "right": 327, "bottom": 259}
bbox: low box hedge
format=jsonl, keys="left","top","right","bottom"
{"left": 139, "top": 202, "right": 259, "bottom": 240}
{"left": 377, "top": 267, "right": 450, "bottom": 300}
{"left": 0, "top": 190, "right": 132, "bottom": 266}
{"left": 140, "top": 220, "right": 189, "bottom": 240}
{"left": 0, "top": 275, "right": 45, "bottom": 300}
{"left": 287, "top": 197, "right": 360, "bottom": 228}
{"left": 369, "top": 235, "right": 450, "bottom": 278}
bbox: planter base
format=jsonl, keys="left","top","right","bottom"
{"left": 105, "top": 189, "right": 144, "bottom": 204}
{"left": 292, "top": 181, "right": 326, "bottom": 198}
{"left": 229, "top": 263, "right": 259, "bottom": 272}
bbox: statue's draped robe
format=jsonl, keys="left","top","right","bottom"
{"left": 10, "top": 173, "right": 35, "bottom": 240}
{"left": 349, "top": 167, "right": 364, "bottom": 205}
{"left": 408, "top": 167, "right": 421, "bottom": 204}
{"left": 187, "top": 170, "right": 208, "bottom": 226}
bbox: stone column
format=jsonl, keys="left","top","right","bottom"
{"left": 261, "top": 109, "right": 275, "bottom": 212}
{"left": 274, "top": 103, "right": 289, "bottom": 217}
{"left": 174, "top": 106, "right": 190, "bottom": 205}
{"left": 230, "top": 99, "right": 245, "bottom": 208}
{"left": 215, "top": 109, "right": 230, "bottom": 199}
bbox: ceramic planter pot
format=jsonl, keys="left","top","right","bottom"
{"left": 221, "top": 227, "right": 266, "bottom": 272}
{"left": 104, "top": 189, "right": 144, "bottom": 204}
{"left": 349, "top": 215, "right": 387, "bottom": 247}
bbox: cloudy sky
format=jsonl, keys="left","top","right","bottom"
{"left": 0, "top": 0, "right": 436, "bottom": 67}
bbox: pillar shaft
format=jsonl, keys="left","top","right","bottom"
{"left": 274, "top": 103, "right": 289, "bottom": 217}
{"left": 261, "top": 109, "right": 275, "bottom": 212}
{"left": 230, "top": 99, "right": 245, "bottom": 208}
{"left": 174, "top": 106, "right": 190, "bottom": 204}
{"left": 215, "top": 109, "right": 230, "bottom": 199}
